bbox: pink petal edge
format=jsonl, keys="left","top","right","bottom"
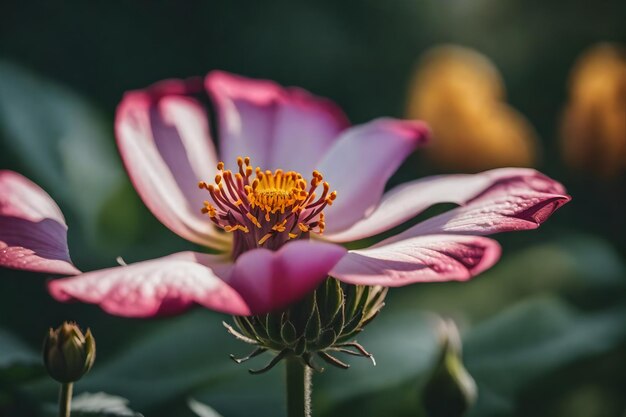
{"left": 330, "top": 234, "right": 501, "bottom": 287}
{"left": 116, "top": 83, "right": 230, "bottom": 249}
{"left": 205, "top": 70, "right": 350, "bottom": 174}
{"left": 48, "top": 242, "right": 346, "bottom": 318}
{"left": 382, "top": 169, "right": 571, "bottom": 245}
{"left": 0, "top": 170, "right": 79, "bottom": 275}
{"left": 48, "top": 252, "right": 250, "bottom": 317}
{"left": 325, "top": 168, "right": 570, "bottom": 242}
{"left": 318, "top": 118, "right": 431, "bottom": 234}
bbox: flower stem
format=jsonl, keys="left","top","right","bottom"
{"left": 286, "top": 357, "right": 312, "bottom": 417}
{"left": 59, "top": 382, "right": 73, "bottom": 417}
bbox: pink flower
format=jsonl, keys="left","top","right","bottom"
{"left": 4, "top": 71, "right": 569, "bottom": 318}
{"left": 0, "top": 170, "right": 79, "bottom": 276}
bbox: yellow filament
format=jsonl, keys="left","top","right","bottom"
{"left": 258, "top": 233, "right": 273, "bottom": 245}
{"left": 224, "top": 224, "right": 249, "bottom": 233}
{"left": 246, "top": 213, "right": 262, "bottom": 228}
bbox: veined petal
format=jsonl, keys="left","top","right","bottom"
{"left": 227, "top": 240, "right": 347, "bottom": 315}
{"left": 326, "top": 168, "right": 570, "bottom": 242}
{"left": 116, "top": 80, "right": 230, "bottom": 249}
{"left": 318, "top": 118, "right": 430, "bottom": 234}
{"left": 205, "top": 71, "right": 349, "bottom": 173}
{"left": 330, "top": 234, "right": 500, "bottom": 286}
{"left": 0, "top": 171, "right": 78, "bottom": 275}
{"left": 381, "top": 169, "right": 571, "bottom": 244}
{"left": 48, "top": 252, "right": 250, "bottom": 317}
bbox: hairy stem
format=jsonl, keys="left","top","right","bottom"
{"left": 286, "top": 357, "right": 312, "bottom": 417}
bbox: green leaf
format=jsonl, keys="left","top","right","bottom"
{"left": 464, "top": 297, "right": 626, "bottom": 417}
{"left": 0, "top": 60, "right": 139, "bottom": 246}
{"left": 0, "top": 327, "right": 43, "bottom": 384}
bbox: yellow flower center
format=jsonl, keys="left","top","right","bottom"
{"left": 198, "top": 157, "right": 336, "bottom": 254}
{"left": 248, "top": 170, "right": 309, "bottom": 215}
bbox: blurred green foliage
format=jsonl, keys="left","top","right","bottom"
{"left": 1, "top": 1, "right": 625, "bottom": 416}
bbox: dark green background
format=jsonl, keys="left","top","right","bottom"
{"left": 1, "top": 1, "right": 625, "bottom": 416}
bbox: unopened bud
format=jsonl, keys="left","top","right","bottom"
{"left": 43, "top": 322, "right": 96, "bottom": 383}
{"left": 422, "top": 319, "right": 477, "bottom": 417}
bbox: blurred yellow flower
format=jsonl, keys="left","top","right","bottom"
{"left": 406, "top": 45, "right": 538, "bottom": 172}
{"left": 560, "top": 43, "right": 626, "bottom": 178}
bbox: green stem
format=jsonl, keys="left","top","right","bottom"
{"left": 59, "top": 382, "right": 73, "bottom": 417}
{"left": 286, "top": 357, "right": 312, "bottom": 417}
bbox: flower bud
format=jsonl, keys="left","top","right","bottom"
{"left": 43, "top": 322, "right": 96, "bottom": 383}
{"left": 422, "top": 319, "right": 477, "bottom": 417}
{"left": 225, "top": 278, "right": 387, "bottom": 373}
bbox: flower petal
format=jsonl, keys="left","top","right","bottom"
{"left": 330, "top": 234, "right": 501, "bottom": 286}
{"left": 318, "top": 119, "right": 430, "bottom": 234}
{"left": 116, "top": 81, "right": 229, "bottom": 249}
{"left": 0, "top": 170, "right": 78, "bottom": 275}
{"left": 227, "top": 240, "right": 347, "bottom": 314}
{"left": 48, "top": 252, "right": 250, "bottom": 317}
{"left": 205, "top": 71, "right": 349, "bottom": 173}
{"left": 382, "top": 169, "right": 571, "bottom": 244}
{"left": 325, "top": 168, "right": 570, "bottom": 242}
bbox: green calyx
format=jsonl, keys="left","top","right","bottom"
{"left": 43, "top": 322, "right": 96, "bottom": 383}
{"left": 225, "top": 278, "right": 387, "bottom": 373}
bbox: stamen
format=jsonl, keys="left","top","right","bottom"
{"left": 258, "top": 233, "right": 273, "bottom": 245}
{"left": 199, "top": 157, "right": 337, "bottom": 254}
{"left": 224, "top": 224, "right": 250, "bottom": 233}
{"left": 246, "top": 213, "right": 262, "bottom": 228}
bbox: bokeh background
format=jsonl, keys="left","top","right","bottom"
{"left": 1, "top": 1, "right": 625, "bottom": 416}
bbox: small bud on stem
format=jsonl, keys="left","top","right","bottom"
{"left": 422, "top": 319, "right": 477, "bottom": 417}
{"left": 43, "top": 322, "right": 96, "bottom": 417}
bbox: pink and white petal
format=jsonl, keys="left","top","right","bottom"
{"left": 318, "top": 119, "right": 430, "bottom": 234}
{"left": 227, "top": 240, "right": 347, "bottom": 315}
{"left": 48, "top": 252, "right": 250, "bottom": 317}
{"left": 325, "top": 168, "right": 570, "bottom": 242}
{"left": 330, "top": 234, "right": 501, "bottom": 287}
{"left": 0, "top": 170, "right": 66, "bottom": 222}
{"left": 116, "top": 83, "right": 230, "bottom": 249}
{"left": 0, "top": 171, "right": 78, "bottom": 275}
{"left": 381, "top": 170, "right": 571, "bottom": 244}
{"left": 0, "top": 219, "right": 79, "bottom": 275}
{"left": 205, "top": 71, "right": 349, "bottom": 173}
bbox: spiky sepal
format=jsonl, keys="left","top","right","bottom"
{"left": 225, "top": 278, "right": 387, "bottom": 373}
